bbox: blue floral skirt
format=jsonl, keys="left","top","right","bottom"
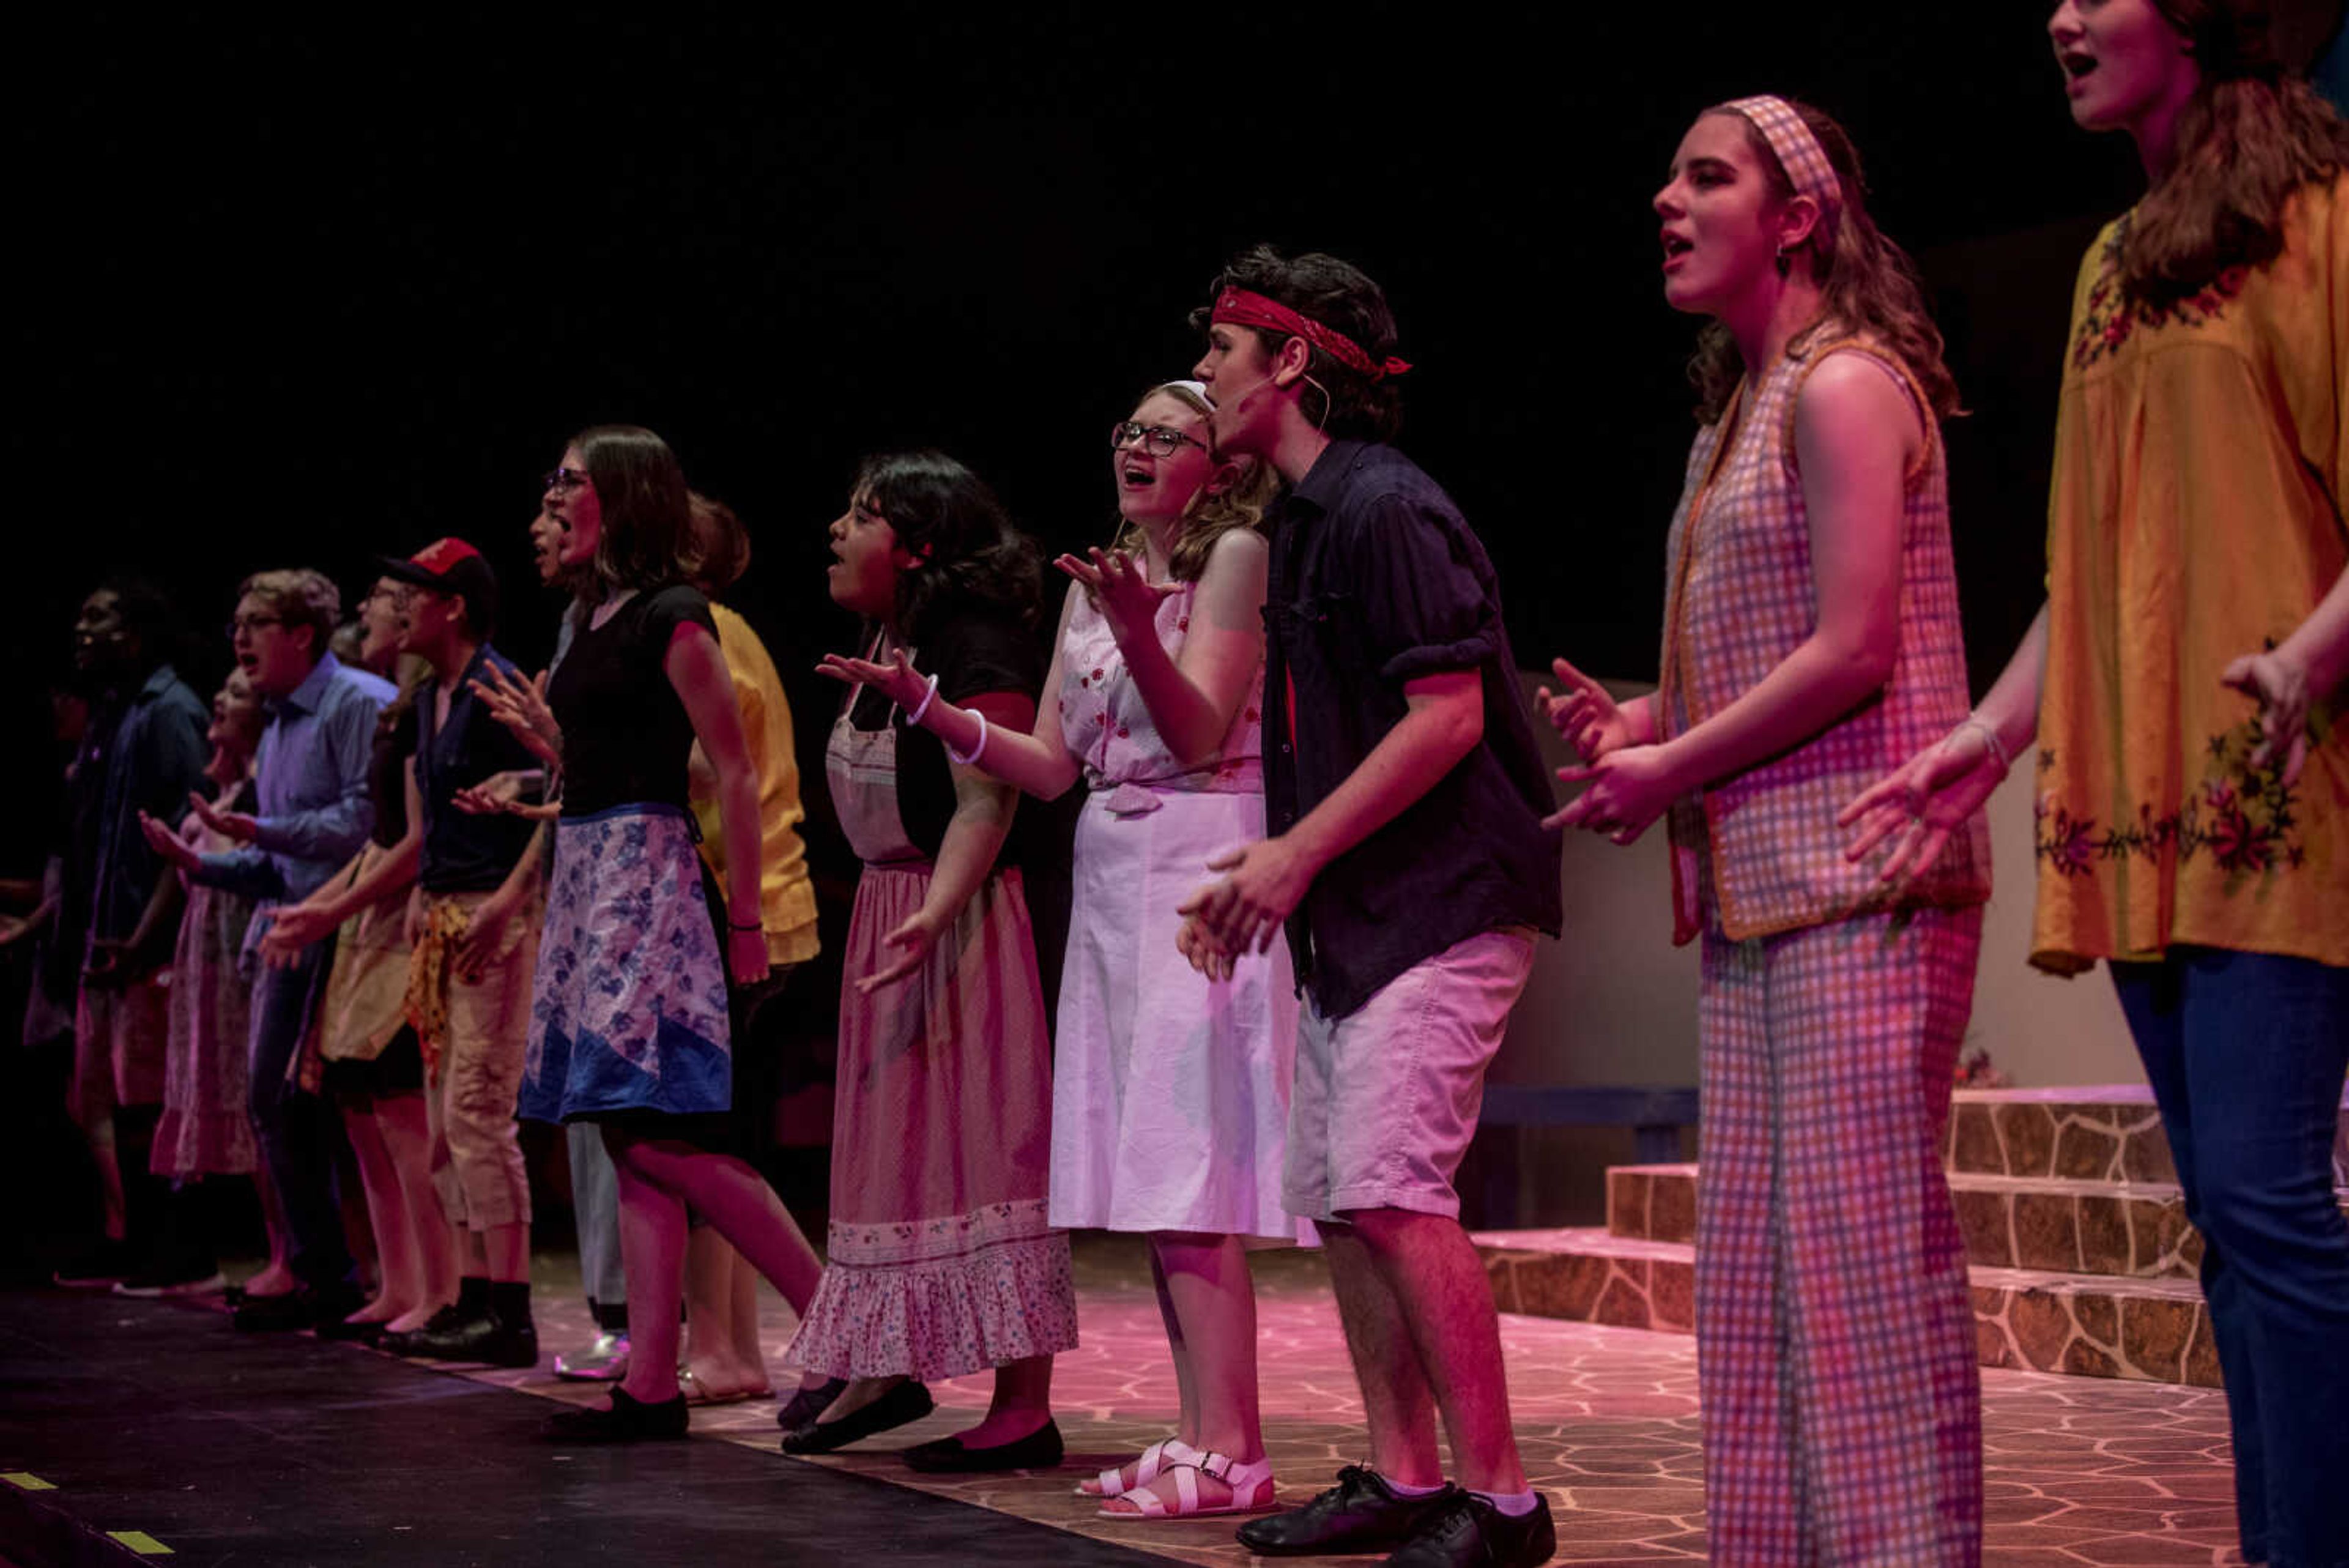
{"left": 519, "top": 803, "right": 731, "bottom": 1123}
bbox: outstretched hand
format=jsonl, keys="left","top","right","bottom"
{"left": 451, "top": 770, "right": 558, "bottom": 820}
{"left": 2220, "top": 647, "right": 2313, "bottom": 787}
{"left": 1055, "top": 548, "right": 1178, "bottom": 648}
{"left": 471, "top": 664, "right": 562, "bottom": 767}
{"left": 1536, "top": 656, "right": 1635, "bottom": 764}
{"left": 187, "top": 789, "right": 260, "bottom": 844}
{"left": 1546, "top": 746, "right": 1683, "bottom": 844}
{"left": 139, "top": 810, "right": 202, "bottom": 874}
{"left": 1837, "top": 724, "right": 2008, "bottom": 886}
{"left": 854, "top": 908, "right": 939, "bottom": 995}
{"left": 1176, "top": 838, "right": 1312, "bottom": 958}
{"left": 815, "top": 647, "right": 928, "bottom": 713}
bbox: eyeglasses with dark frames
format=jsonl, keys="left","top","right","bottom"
{"left": 543, "top": 467, "right": 593, "bottom": 494}
{"left": 1108, "top": 422, "right": 1211, "bottom": 459}
{"left": 226, "top": 614, "right": 284, "bottom": 639}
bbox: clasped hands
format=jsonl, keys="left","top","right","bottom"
{"left": 1537, "top": 656, "right": 1681, "bottom": 844}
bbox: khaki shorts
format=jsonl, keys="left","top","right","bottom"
{"left": 419, "top": 891, "right": 539, "bottom": 1230}
{"left": 1283, "top": 928, "right": 1535, "bottom": 1223}
{"left": 71, "top": 971, "right": 172, "bottom": 1124}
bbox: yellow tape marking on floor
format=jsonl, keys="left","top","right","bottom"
{"left": 1, "top": 1473, "right": 56, "bottom": 1491}
{"left": 106, "top": 1531, "right": 174, "bottom": 1555}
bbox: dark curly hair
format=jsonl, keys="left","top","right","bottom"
{"left": 853, "top": 450, "right": 1043, "bottom": 644}
{"left": 2120, "top": 0, "right": 2349, "bottom": 307}
{"left": 1190, "top": 245, "right": 1405, "bottom": 442}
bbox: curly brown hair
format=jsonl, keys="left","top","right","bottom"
{"left": 1107, "top": 383, "right": 1282, "bottom": 585}
{"left": 2119, "top": 0, "right": 2349, "bottom": 307}
{"left": 1687, "top": 99, "right": 1961, "bottom": 427}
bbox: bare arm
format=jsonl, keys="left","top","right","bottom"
{"left": 1554, "top": 355, "right": 1915, "bottom": 841}
{"left": 855, "top": 691, "right": 1033, "bottom": 992}
{"left": 815, "top": 589, "right": 1084, "bottom": 801}
{"left": 1066, "top": 532, "right": 1268, "bottom": 767}
{"left": 668, "top": 621, "right": 766, "bottom": 986}
{"left": 1179, "top": 669, "right": 1484, "bottom": 956}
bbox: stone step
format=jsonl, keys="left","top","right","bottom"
{"left": 1475, "top": 1228, "right": 2222, "bottom": 1387}
{"left": 1606, "top": 1162, "right": 2349, "bottom": 1280}
{"left": 1943, "top": 1085, "right": 2349, "bottom": 1189}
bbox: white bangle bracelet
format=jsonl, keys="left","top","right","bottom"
{"left": 1959, "top": 716, "right": 2013, "bottom": 773}
{"left": 905, "top": 672, "right": 940, "bottom": 726}
{"left": 946, "top": 710, "right": 989, "bottom": 767}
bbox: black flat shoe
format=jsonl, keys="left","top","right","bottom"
{"left": 778, "top": 1380, "right": 932, "bottom": 1455}
{"left": 540, "top": 1386, "right": 689, "bottom": 1444}
{"left": 776, "top": 1376, "right": 849, "bottom": 1435}
{"left": 313, "top": 1316, "right": 387, "bottom": 1344}
{"left": 1236, "top": 1465, "right": 1461, "bottom": 1556}
{"left": 1386, "top": 1492, "right": 1556, "bottom": 1568}
{"left": 900, "top": 1418, "right": 1064, "bottom": 1474}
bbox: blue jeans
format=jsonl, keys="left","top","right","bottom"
{"left": 2110, "top": 947, "right": 2349, "bottom": 1568}
{"left": 247, "top": 943, "right": 354, "bottom": 1292}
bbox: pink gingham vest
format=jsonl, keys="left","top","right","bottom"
{"left": 1657, "top": 333, "right": 1990, "bottom": 944}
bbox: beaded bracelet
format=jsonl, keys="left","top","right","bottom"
{"left": 946, "top": 710, "right": 990, "bottom": 767}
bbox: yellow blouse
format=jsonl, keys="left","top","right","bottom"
{"left": 2035, "top": 173, "right": 2348, "bottom": 973}
{"left": 695, "top": 603, "right": 821, "bottom": 967}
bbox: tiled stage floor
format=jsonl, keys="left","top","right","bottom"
{"left": 457, "top": 1234, "right": 2244, "bottom": 1566}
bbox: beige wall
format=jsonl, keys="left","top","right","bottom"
{"left": 1492, "top": 673, "right": 2143, "bottom": 1098}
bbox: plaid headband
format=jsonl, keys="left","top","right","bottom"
{"left": 1210, "top": 288, "right": 1412, "bottom": 381}
{"left": 1720, "top": 95, "right": 1842, "bottom": 213}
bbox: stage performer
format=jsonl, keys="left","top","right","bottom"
{"left": 788, "top": 451, "right": 1075, "bottom": 1473}
{"left": 1848, "top": 5, "right": 2349, "bottom": 1559}
{"left": 1179, "top": 247, "right": 1564, "bottom": 1568}
{"left": 820, "top": 383, "right": 1294, "bottom": 1517}
{"left": 486, "top": 425, "right": 823, "bottom": 1441}
{"left": 143, "top": 568, "right": 395, "bottom": 1332}
{"left": 1546, "top": 95, "right": 1990, "bottom": 1564}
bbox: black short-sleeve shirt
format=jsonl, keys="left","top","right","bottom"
{"left": 412, "top": 644, "right": 543, "bottom": 891}
{"left": 1263, "top": 439, "right": 1564, "bottom": 1019}
{"left": 549, "top": 585, "right": 719, "bottom": 816}
{"left": 847, "top": 606, "right": 1043, "bottom": 864}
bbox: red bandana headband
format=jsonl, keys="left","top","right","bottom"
{"left": 1211, "top": 288, "right": 1412, "bottom": 381}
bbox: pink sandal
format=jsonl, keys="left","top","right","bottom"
{"left": 1096, "top": 1447, "right": 1277, "bottom": 1520}
{"left": 1079, "top": 1435, "right": 1193, "bottom": 1498}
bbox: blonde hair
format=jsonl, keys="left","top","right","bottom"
{"left": 1110, "top": 382, "right": 1280, "bottom": 584}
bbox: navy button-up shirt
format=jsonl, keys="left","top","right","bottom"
{"left": 1264, "top": 440, "right": 1563, "bottom": 1019}
{"left": 198, "top": 652, "right": 395, "bottom": 913}
{"left": 414, "top": 644, "right": 539, "bottom": 893}
{"left": 88, "top": 663, "right": 210, "bottom": 947}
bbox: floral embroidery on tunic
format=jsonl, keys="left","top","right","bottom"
{"left": 2070, "top": 220, "right": 2250, "bottom": 370}
{"left": 2036, "top": 716, "right": 2312, "bottom": 882}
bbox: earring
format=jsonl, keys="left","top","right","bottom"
{"left": 1774, "top": 243, "right": 1794, "bottom": 278}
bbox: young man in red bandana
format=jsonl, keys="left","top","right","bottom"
{"left": 1179, "top": 247, "right": 1563, "bottom": 1568}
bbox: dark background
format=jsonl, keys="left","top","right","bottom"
{"left": 10, "top": 4, "right": 2347, "bottom": 877}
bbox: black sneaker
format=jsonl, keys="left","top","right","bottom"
{"left": 53, "top": 1239, "right": 140, "bottom": 1290}
{"left": 1384, "top": 1492, "right": 1556, "bottom": 1568}
{"left": 387, "top": 1310, "right": 540, "bottom": 1369}
{"left": 1236, "top": 1465, "right": 1462, "bottom": 1556}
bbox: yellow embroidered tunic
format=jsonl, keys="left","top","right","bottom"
{"left": 694, "top": 603, "right": 821, "bottom": 966}
{"left": 2034, "top": 173, "right": 2348, "bottom": 973}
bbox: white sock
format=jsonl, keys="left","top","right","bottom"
{"left": 1378, "top": 1473, "right": 1449, "bottom": 1498}
{"left": 1471, "top": 1488, "right": 1541, "bottom": 1517}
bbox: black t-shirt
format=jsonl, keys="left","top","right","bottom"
{"left": 549, "top": 585, "right": 718, "bottom": 816}
{"left": 411, "top": 645, "right": 541, "bottom": 891}
{"left": 847, "top": 607, "right": 1043, "bottom": 864}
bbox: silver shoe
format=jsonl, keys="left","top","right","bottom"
{"left": 553, "top": 1331, "right": 630, "bottom": 1381}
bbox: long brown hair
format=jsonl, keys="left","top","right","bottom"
{"left": 2121, "top": 0, "right": 2349, "bottom": 307}
{"left": 1108, "top": 382, "right": 1281, "bottom": 584}
{"left": 1688, "top": 100, "right": 1961, "bottom": 426}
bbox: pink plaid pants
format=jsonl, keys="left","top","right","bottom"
{"left": 1696, "top": 905, "right": 1984, "bottom": 1567}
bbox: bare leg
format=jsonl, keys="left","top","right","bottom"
{"left": 1103, "top": 1232, "right": 1266, "bottom": 1514}
{"left": 339, "top": 1100, "right": 417, "bottom": 1322}
{"left": 608, "top": 1143, "right": 689, "bottom": 1408}
{"left": 84, "top": 1111, "right": 127, "bottom": 1243}
{"left": 246, "top": 1172, "right": 297, "bottom": 1298}
{"left": 1083, "top": 1237, "right": 1204, "bottom": 1496}
{"left": 1322, "top": 1221, "right": 1444, "bottom": 1488}
{"left": 685, "top": 1230, "right": 766, "bottom": 1399}
{"left": 1343, "top": 1207, "right": 1526, "bottom": 1495}
{"left": 604, "top": 1137, "right": 821, "bottom": 1312}
{"left": 954, "top": 1353, "right": 1053, "bottom": 1447}
{"left": 481, "top": 1221, "right": 529, "bottom": 1284}
{"left": 373, "top": 1091, "right": 458, "bottom": 1332}
{"left": 727, "top": 1241, "right": 770, "bottom": 1393}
